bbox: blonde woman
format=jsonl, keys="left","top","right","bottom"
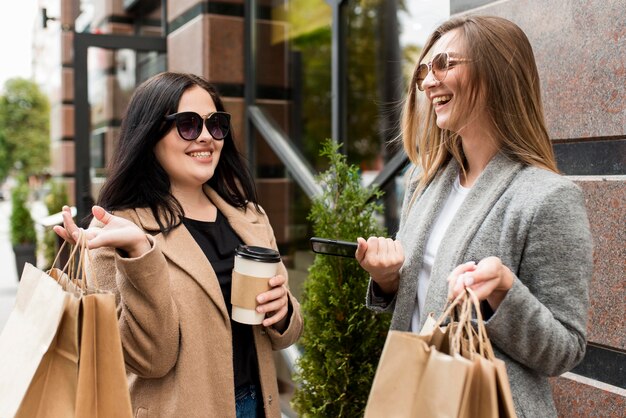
{"left": 356, "top": 15, "right": 592, "bottom": 417}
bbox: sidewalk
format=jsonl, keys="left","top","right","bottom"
{"left": 0, "top": 199, "right": 18, "bottom": 331}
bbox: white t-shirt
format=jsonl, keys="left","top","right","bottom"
{"left": 410, "top": 174, "right": 470, "bottom": 332}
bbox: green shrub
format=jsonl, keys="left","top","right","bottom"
{"left": 10, "top": 180, "right": 36, "bottom": 247}
{"left": 292, "top": 139, "right": 391, "bottom": 417}
{"left": 42, "top": 180, "right": 68, "bottom": 268}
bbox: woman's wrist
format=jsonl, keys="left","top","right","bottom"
{"left": 125, "top": 235, "right": 152, "bottom": 258}
{"left": 374, "top": 273, "right": 400, "bottom": 296}
{"left": 486, "top": 265, "right": 514, "bottom": 310}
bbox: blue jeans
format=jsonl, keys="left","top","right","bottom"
{"left": 235, "top": 384, "right": 260, "bottom": 418}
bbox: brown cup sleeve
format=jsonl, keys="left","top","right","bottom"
{"left": 231, "top": 271, "right": 272, "bottom": 309}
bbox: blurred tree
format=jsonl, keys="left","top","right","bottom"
{"left": 0, "top": 78, "right": 50, "bottom": 180}
{"left": 288, "top": 0, "right": 411, "bottom": 170}
{"left": 0, "top": 130, "right": 9, "bottom": 183}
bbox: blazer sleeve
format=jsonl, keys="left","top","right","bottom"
{"left": 484, "top": 181, "right": 593, "bottom": 376}
{"left": 90, "top": 224, "right": 180, "bottom": 379}
{"left": 260, "top": 208, "right": 304, "bottom": 349}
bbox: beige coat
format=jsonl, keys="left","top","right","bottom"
{"left": 90, "top": 186, "right": 303, "bottom": 418}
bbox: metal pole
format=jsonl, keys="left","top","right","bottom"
{"left": 73, "top": 36, "right": 91, "bottom": 223}
{"left": 329, "top": 0, "right": 347, "bottom": 154}
{"left": 378, "top": 0, "right": 403, "bottom": 234}
{"left": 244, "top": 0, "right": 258, "bottom": 175}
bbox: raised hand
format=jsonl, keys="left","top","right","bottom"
{"left": 53, "top": 205, "right": 151, "bottom": 258}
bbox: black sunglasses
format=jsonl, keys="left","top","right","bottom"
{"left": 164, "top": 111, "right": 231, "bottom": 141}
{"left": 415, "top": 52, "right": 471, "bottom": 91}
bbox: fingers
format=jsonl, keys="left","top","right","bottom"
{"left": 447, "top": 257, "right": 513, "bottom": 302}
{"left": 257, "top": 276, "right": 287, "bottom": 307}
{"left": 447, "top": 261, "right": 477, "bottom": 300}
{"left": 53, "top": 225, "right": 73, "bottom": 243}
{"left": 355, "top": 237, "right": 368, "bottom": 261}
{"left": 363, "top": 237, "right": 404, "bottom": 266}
{"left": 58, "top": 205, "right": 80, "bottom": 244}
{"left": 262, "top": 305, "right": 288, "bottom": 327}
{"left": 257, "top": 276, "right": 289, "bottom": 327}
{"left": 92, "top": 205, "right": 113, "bottom": 224}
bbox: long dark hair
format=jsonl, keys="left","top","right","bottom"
{"left": 96, "top": 72, "right": 259, "bottom": 233}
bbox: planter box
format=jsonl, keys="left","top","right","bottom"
{"left": 13, "top": 243, "right": 37, "bottom": 280}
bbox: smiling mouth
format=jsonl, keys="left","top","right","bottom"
{"left": 188, "top": 151, "right": 213, "bottom": 158}
{"left": 433, "top": 95, "right": 452, "bottom": 106}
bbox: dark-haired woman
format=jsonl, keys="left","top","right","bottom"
{"left": 54, "top": 72, "right": 303, "bottom": 418}
{"left": 356, "top": 15, "right": 592, "bottom": 417}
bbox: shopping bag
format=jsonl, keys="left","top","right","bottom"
{"left": 0, "top": 263, "right": 69, "bottom": 417}
{"left": 364, "top": 330, "right": 431, "bottom": 417}
{"left": 365, "top": 289, "right": 517, "bottom": 418}
{"left": 464, "top": 290, "right": 516, "bottom": 418}
{"left": 15, "top": 291, "right": 81, "bottom": 418}
{"left": 75, "top": 291, "right": 132, "bottom": 417}
{"left": 15, "top": 242, "right": 85, "bottom": 418}
{"left": 74, "top": 235, "right": 133, "bottom": 418}
{"left": 364, "top": 294, "right": 473, "bottom": 418}
{"left": 455, "top": 289, "right": 516, "bottom": 418}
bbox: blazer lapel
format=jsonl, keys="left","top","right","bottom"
{"left": 134, "top": 207, "right": 230, "bottom": 324}
{"left": 421, "top": 152, "right": 523, "bottom": 327}
{"left": 393, "top": 160, "right": 458, "bottom": 330}
{"left": 204, "top": 187, "right": 272, "bottom": 249}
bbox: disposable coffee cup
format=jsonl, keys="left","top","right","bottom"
{"left": 231, "top": 245, "right": 281, "bottom": 325}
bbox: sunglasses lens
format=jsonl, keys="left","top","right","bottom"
{"left": 432, "top": 53, "right": 449, "bottom": 82}
{"left": 176, "top": 113, "right": 202, "bottom": 140}
{"left": 416, "top": 64, "right": 428, "bottom": 91}
{"left": 207, "top": 113, "right": 230, "bottom": 140}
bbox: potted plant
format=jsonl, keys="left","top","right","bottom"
{"left": 42, "top": 180, "right": 68, "bottom": 270}
{"left": 292, "top": 139, "right": 391, "bottom": 417}
{"left": 10, "top": 179, "right": 37, "bottom": 279}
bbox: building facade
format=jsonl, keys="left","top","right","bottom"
{"left": 34, "top": 0, "right": 624, "bottom": 416}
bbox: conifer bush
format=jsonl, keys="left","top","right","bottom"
{"left": 10, "top": 180, "right": 36, "bottom": 247}
{"left": 292, "top": 139, "right": 391, "bottom": 417}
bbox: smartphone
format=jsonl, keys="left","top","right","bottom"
{"left": 310, "top": 237, "right": 358, "bottom": 258}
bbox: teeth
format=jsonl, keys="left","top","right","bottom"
{"left": 433, "top": 95, "right": 452, "bottom": 105}
{"left": 189, "top": 151, "right": 212, "bottom": 157}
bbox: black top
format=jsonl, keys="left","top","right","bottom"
{"left": 182, "top": 210, "right": 260, "bottom": 390}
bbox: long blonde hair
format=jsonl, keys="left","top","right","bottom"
{"left": 403, "top": 15, "right": 557, "bottom": 195}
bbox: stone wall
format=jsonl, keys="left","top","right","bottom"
{"left": 452, "top": 1, "right": 625, "bottom": 415}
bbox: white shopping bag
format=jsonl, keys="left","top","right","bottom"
{"left": 0, "top": 263, "right": 69, "bottom": 417}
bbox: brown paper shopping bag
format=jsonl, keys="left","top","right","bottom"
{"left": 455, "top": 289, "right": 516, "bottom": 418}
{"left": 365, "top": 289, "right": 517, "bottom": 418}
{"left": 0, "top": 263, "right": 69, "bottom": 418}
{"left": 14, "top": 244, "right": 85, "bottom": 418}
{"left": 364, "top": 294, "right": 474, "bottom": 418}
{"left": 73, "top": 233, "right": 132, "bottom": 418}
{"left": 75, "top": 291, "right": 132, "bottom": 417}
{"left": 364, "top": 330, "right": 431, "bottom": 418}
{"left": 15, "top": 291, "right": 81, "bottom": 418}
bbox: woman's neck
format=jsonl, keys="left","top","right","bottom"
{"left": 458, "top": 128, "right": 499, "bottom": 188}
{"left": 171, "top": 185, "right": 217, "bottom": 221}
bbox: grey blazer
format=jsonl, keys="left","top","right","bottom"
{"left": 367, "top": 152, "right": 593, "bottom": 417}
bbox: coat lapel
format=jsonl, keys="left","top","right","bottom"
{"left": 204, "top": 187, "right": 272, "bottom": 249}
{"left": 393, "top": 160, "right": 458, "bottom": 330}
{"left": 134, "top": 207, "right": 230, "bottom": 323}
{"left": 132, "top": 187, "right": 271, "bottom": 325}
{"left": 420, "top": 152, "right": 523, "bottom": 327}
